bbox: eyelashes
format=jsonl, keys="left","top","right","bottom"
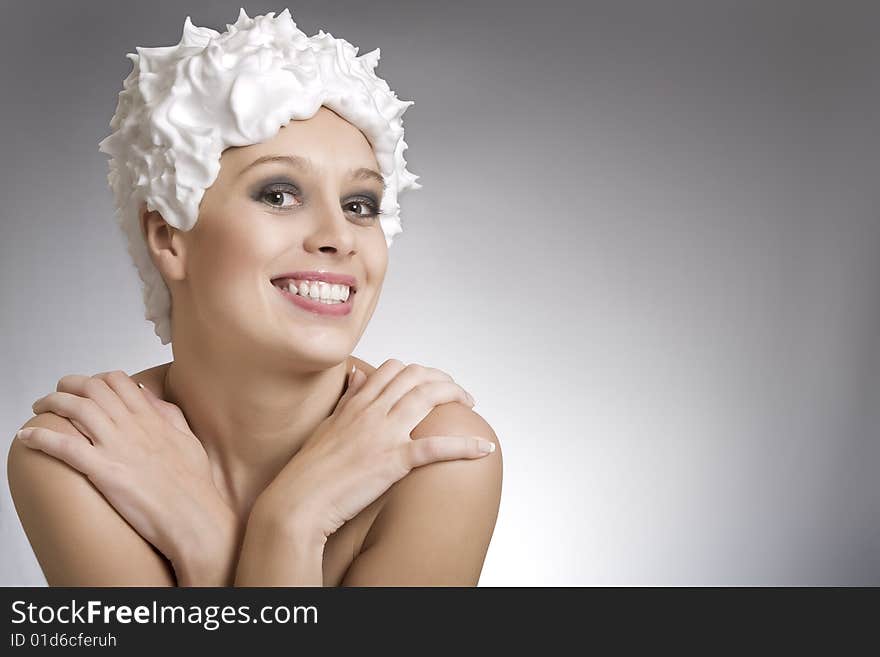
{"left": 253, "top": 179, "right": 383, "bottom": 222}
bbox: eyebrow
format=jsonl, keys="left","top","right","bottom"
{"left": 239, "top": 154, "right": 386, "bottom": 188}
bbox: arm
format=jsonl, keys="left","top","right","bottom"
{"left": 8, "top": 412, "right": 238, "bottom": 586}
{"left": 233, "top": 502, "right": 326, "bottom": 586}
{"left": 14, "top": 370, "right": 245, "bottom": 587}
{"left": 232, "top": 402, "right": 503, "bottom": 586}
{"left": 341, "top": 404, "right": 503, "bottom": 585}
{"left": 7, "top": 413, "right": 177, "bottom": 586}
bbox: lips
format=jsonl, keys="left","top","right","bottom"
{"left": 273, "top": 280, "right": 354, "bottom": 316}
{"left": 271, "top": 270, "right": 357, "bottom": 291}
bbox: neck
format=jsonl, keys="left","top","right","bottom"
{"left": 162, "top": 344, "right": 352, "bottom": 518}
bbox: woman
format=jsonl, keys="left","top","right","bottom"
{"left": 7, "top": 9, "right": 502, "bottom": 586}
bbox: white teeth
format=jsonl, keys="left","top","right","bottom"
{"left": 281, "top": 279, "right": 351, "bottom": 304}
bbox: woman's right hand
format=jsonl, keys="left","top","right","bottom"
{"left": 255, "top": 359, "right": 494, "bottom": 543}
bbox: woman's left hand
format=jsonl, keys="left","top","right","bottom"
{"left": 21, "top": 370, "right": 240, "bottom": 585}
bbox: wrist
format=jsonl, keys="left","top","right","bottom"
{"left": 174, "top": 548, "right": 234, "bottom": 587}
{"left": 250, "top": 492, "right": 327, "bottom": 550}
{"left": 235, "top": 501, "right": 326, "bottom": 586}
{"left": 171, "top": 497, "right": 243, "bottom": 586}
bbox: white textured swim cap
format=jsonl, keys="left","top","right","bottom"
{"left": 98, "top": 8, "right": 421, "bottom": 345}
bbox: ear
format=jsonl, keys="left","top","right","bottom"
{"left": 140, "top": 202, "right": 187, "bottom": 282}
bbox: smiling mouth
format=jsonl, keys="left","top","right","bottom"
{"left": 270, "top": 278, "right": 356, "bottom": 316}
{"left": 271, "top": 277, "right": 356, "bottom": 304}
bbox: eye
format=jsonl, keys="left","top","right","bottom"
{"left": 344, "top": 196, "right": 384, "bottom": 223}
{"left": 258, "top": 184, "right": 302, "bottom": 210}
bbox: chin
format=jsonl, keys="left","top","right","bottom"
{"left": 275, "top": 333, "right": 354, "bottom": 367}
{"left": 235, "top": 299, "right": 361, "bottom": 367}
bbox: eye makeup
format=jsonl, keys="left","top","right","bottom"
{"left": 250, "top": 175, "right": 384, "bottom": 220}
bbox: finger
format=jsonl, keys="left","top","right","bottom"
{"left": 94, "top": 370, "right": 153, "bottom": 416}
{"left": 55, "top": 374, "right": 129, "bottom": 424}
{"left": 67, "top": 418, "right": 94, "bottom": 444}
{"left": 31, "top": 392, "right": 115, "bottom": 445}
{"left": 403, "top": 435, "right": 495, "bottom": 469}
{"left": 332, "top": 366, "right": 368, "bottom": 415}
{"left": 375, "top": 363, "right": 470, "bottom": 414}
{"left": 332, "top": 365, "right": 357, "bottom": 414}
{"left": 15, "top": 427, "right": 101, "bottom": 477}
{"left": 386, "top": 380, "right": 475, "bottom": 430}
{"left": 36, "top": 412, "right": 95, "bottom": 447}
{"left": 137, "top": 382, "right": 170, "bottom": 415}
{"left": 136, "top": 382, "right": 192, "bottom": 435}
{"left": 341, "top": 358, "right": 407, "bottom": 413}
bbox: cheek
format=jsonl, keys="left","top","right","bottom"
{"left": 190, "top": 211, "right": 278, "bottom": 295}
{"left": 367, "top": 242, "right": 389, "bottom": 286}
{"left": 371, "top": 257, "right": 388, "bottom": 288}
{"left": 360, "top": 228, "right": 389, "bottom": 278}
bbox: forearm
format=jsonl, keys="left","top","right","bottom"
{"left": 169, "top": 499, "right": 244, "bottom": 587}
{"left": 233, "top": 501, "right": 326, "bottom": 587}
{"left": 173, "top": 535, "right": 241, "bottom": 587}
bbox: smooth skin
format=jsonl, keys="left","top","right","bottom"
{"left": 7, "top": 106, "right": 503, "bottom": 586}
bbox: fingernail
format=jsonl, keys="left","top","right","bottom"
{"left": 16, "top": 428, "right": 35, "bottom": 440}
{"left": 467, "top": 393, "right": 476, "bottom": 406}
{"left": 478, "top": 439, "right": 495, "bottom": 453}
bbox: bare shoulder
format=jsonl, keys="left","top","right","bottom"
{"left": 380, "top": 395, "right": 503, "bottom": 539}
{"left": 7, "top": 407, "right": 176, "bottom": 585}
{"left": 352, "top": 355, "right": 503, "bottom": 489}
{"left": 341, "top": 357, "right": 503, "bottom": 585}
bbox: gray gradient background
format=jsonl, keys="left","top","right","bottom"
{"left": 1, "top": 0, "right": 877, "bottom": 585}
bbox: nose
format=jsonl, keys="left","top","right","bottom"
{"left": 303, "top": 198, "right": 357, "bottom": 255}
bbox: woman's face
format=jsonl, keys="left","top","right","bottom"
{"left": 168, "top": 106, "right": 389, "bottom": 368}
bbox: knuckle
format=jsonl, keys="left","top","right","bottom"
{"left": 84, "top": 397, "right": 103, "bottom": 415}
{"left": 435, "top": 368, "right": 454, "bottom": 382}
{"left": 56, "top": 375, "right": 75, "bottom": 391}
{"left": 83, "top": 378, "right": 107, "bottom": 397}
{"left": 105, "top": 370, "right": 127, "bottom": 385}
{"left": 95, "top": 457, "right": 125, "bottom": 482}
{"left": 418, "top": 438, "right": 440, "bottom": 461}
{"left": 411, "top": 382, "right": 432, "bottom": 399}
{"left": 166, "top": 401, "right": 185, "bottom": 417}
{"left": 393, "top": 445, "right": 413, "bottom": 474}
